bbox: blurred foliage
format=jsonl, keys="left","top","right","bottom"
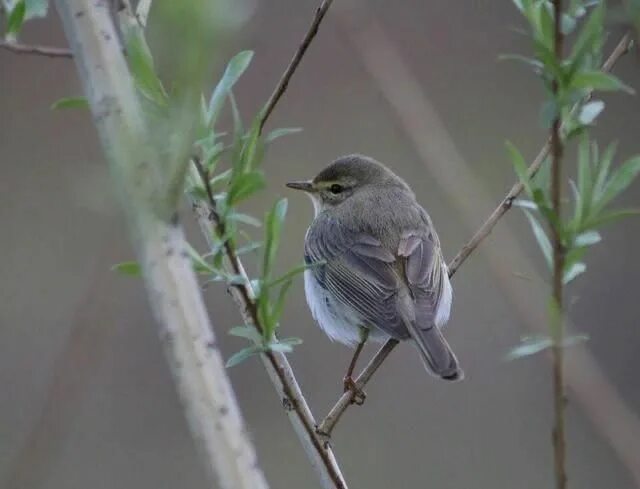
{"left": 506, "top": 0, "right": 640, "bottom": 359}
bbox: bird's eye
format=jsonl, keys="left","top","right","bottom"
{"left": 329, "top": 184, "right": 344, "bottom": 194}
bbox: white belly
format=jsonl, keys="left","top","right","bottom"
{"left": 304, "top": 270, "right": 389, "bottom": 346}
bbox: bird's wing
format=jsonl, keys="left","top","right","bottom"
{"left": 304, "top": 216, "right": 408, "bottom": 338}
{"left": 398, "top": 231, "right": 461, "bottom": 379}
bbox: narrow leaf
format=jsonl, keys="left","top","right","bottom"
{"left": 228, "top": 325, "right": 262, "bottom": 343}
{"left": 111, "top": 261, "right": 142, "bottom": 276}
{"left": 265, "top": 127, "right": 303, "bottom": 143}
{"left": 523, "top": 210, "right": 552, "bottom": 268}
{"left": 207, "top": 51, "right": 254, "bottom": 125}
{"left": 50, "top": 96, "right": 89, "bottom": 110}
{"left": 226, "top": 345, "right": 261, "bottom": 368}
{"left": 6, "top": 0, "right": 26, "bottom": 39}
{"left": 598, "top": 156, "right": 640, "bottom": 210}
{"left": 506, "top": 141, "right": 532, "bottom": 195}
{"left": 574, "top": 230, "right": 601, "bottom": 247}
{"left": 227, "top": 171, "right": 266, "bottom": 206}
{"left": 572, "top": 71, "right": 635, "bottom": 94}
{"left": 506, "top": 336, "right": 553, "bottom": 361}
{"left": 563, "top": 261, "right": 586, "bottom": 284}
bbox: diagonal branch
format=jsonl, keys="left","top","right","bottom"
{"left": 0, "top": 40, "right": 72, "bottom": 57}
{"left": 190, "top": 158, "right": 348, "bottom": 489}
{"left": 186, "top": 1, "right": 347, "bottom": 487}
{"left": 317, "top": 30, "right": 634, "bottom": 438}
{"left": 258, "top": 0, "right": 334, "bottom": 133}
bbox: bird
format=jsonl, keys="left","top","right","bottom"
{"left": 286, "top": 154, "right": 463, "bottom": 402}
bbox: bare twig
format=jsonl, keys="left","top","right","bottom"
{"left": 0, "top": 40, "right": 72, "bottom": 58}
{"left": 54, "top": 1, "right": 269, "bottom": 488}
{"left": 550, "top": 2, "right": 567, "bottom": 488}
{"left": 258, "top": 0, "right": 334, "bottom": 133}
{"left": 190, "top": 157, "right": 348, "bottom": 489}
{"left": 317, "top": 21, "right": 634, "bottom": 438}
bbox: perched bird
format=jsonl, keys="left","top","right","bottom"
{"left": 286, "top": 155, "right": 462, "bottom": 400}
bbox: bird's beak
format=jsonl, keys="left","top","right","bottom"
{"left": 285, "top": 180, "right": 315, "bottom": 192}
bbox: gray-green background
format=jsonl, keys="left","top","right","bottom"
{"left": 1, "top": 1, "right": 639, "bottom": 488}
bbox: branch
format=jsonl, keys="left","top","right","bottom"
{"left": 0, "top": 40, "right": 72, "bottom": 58}
{"left": 550, "top": 2, "right": 567, "bottom": 488}
{"left": 317, "top": 30, "right": 634, "bottom": 438}
{"left": 258, "top": 0, "right": 334, "bottom": 133}
{"left": 54, "top": 1, "right": 269, "bottom": 488}
{"left": 190, "top": 158, "right": 348, "bottom": 489}
{"left": 186, "top": 1, "right": 347, "bottom": 486}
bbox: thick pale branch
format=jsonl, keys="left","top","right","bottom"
{"left": 317, "top": 30, "right": 634, "bottom": 437}
{"left": 54, "top": 1, "right": 268, "bottom": 488}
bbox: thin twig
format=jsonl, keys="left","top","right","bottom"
{"left": 191, "top": 157, "right": 348, "bottom": 489}
{"left": 550, "top": 2, "right": 567, "bottom": 488}
{"left": 317, "top": 30, "right": 634, "bottom": 437}
{"left": 258, "top": 0, "right": 334, "bottom": 133}
{"left": 0, "top": 40, "right": 72, "bottom": 58}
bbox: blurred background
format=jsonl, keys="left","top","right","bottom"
{"left": 1, "top": 1, "right": 640, "bottom": 488}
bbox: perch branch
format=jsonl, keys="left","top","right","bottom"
{"left": 188, "top": 1, "right": 347, "bottom": 487}
{"left": 54, "top": 1, "right": 269, "bottom": 488}
{"left": 258, "top": 0, "right": 334, "bottom": 133}
{"left": 0, "top": 40, "right": 72, "bottom": 57}
{"left": 317, "top": 30, "right": 634, "bottom": 438}
{"left": 190, "top": 158, "right": 348, "bottom": 489}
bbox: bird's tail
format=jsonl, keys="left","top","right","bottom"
{"left": 406, "top": 321, "right": 463, "bottom": 381}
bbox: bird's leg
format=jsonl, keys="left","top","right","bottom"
{"left": 343, "top": 327, "right": 369, "bottom": 406}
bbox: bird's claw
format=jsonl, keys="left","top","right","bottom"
{"left": 343, "top": 376, "right": 366, "bottom": 406}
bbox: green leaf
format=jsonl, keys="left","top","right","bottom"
{"left": 263, "top": 198, "right": 288, "bottom": 279}
{"left": 571, "top": 71, "right": 635, "bottom": 94}
{"left": 187, "top": 244, "right": 216, "bottom": 274}
{"left": 265, "top": 127, "right": 303, "bottom": 143}
{"left": 563, "top": 261, "right": 586, "bottom": 284}
{"left": 207, "top": 51, "right": 254, "bottom": 126}
{"left": 227, "top": 171, "right": 266, "bottom": 206}
{"left": 523, "top": 209, "right": 552, "bottom": 268}
{"left": 267, "top": 342, "right": 294, "bottom": 353}
{"left": 227, "top": 212, "right": 262, "bottom": 227}
{"left": 126, "top": 32, "right": 168, "bottom": 106}
{"left": 6, "top": 0, "right": 26, "bottom": 39}
{"left": 576, "top": 134, "right": 593, "bottom": 224}
{"left": 226, "top": 345, "right": 261, "bottom": 367}
{"left": 578, "top": 100, "right": 604, "bottom": 125}
{"left": 498, "top": 54, "right": 544, "bottom": 73}
{"left": 506, "top": 336, "right": 553, "bottom": 361}
{"left": 228, "top": 325, "right": 262, "bottom": 343}
{"left": 111, "top": 261, "right": 142, "bottom": 276}
{"left": 584, "top": 208, "right": 640, "bottom": 229}
{"left": 240, "top": 118, "right": 263, "bottom": 171}
{"left": 593, "top": 142, "right": 617, "bottom": 203}
{"left": 50, "top": 96, "right": 89, "bottom": 110}
{"left": 236, "top": 241, "right": 263, "bottom": 255}
{"left": 598, "top": 156, "right": 640, "bottom": 210}
{"left": 506, "top": 141, "right": 532, "bottom": 195}
{"left": 279, "top": 337, "right": 303, "bottom": 347}
{"left": 574, "top": 230, "right": 601, "bottom": 247}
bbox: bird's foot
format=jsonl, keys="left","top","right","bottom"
{"left": 343, "top": 376, "right": 366, "bottom": 406}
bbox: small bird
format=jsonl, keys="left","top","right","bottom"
{"left": 286, "top": 155, "right": 462, "bottom": 401}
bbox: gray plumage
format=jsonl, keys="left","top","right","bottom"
{"left": 287, "top": 154, "right": 463, "bottom": 381}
